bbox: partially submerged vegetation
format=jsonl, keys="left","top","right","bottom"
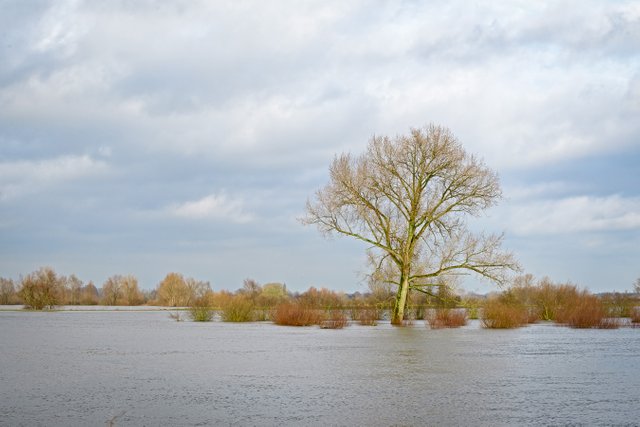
{"left": 426, "top": 309, "right": 468, "bottom": 329}
{"left": 481, "top": 275, "right": 635, "bottom": 329}
{"left": 1, "top": 268, "right": 639, "bottom": 332}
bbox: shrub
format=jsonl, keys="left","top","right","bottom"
{"left": 597, "top": 317, "right": 621, "bottom": 329}
{"left": 631, "top": 307, "right": 640, "bottom": 324}
{"left": 319, "top": 310, "right": 348, "bottom": 329}
{"left": 426, "top": 309, "right": 468, "bottom": 329}
{"left": 298, "top": 287, "right": 346, "bottom": 309}
{"left": 511, "top": 276, "right": 578, "bottom": 322}
{"left": 220, "top": 296, "right": 255, "bottom": 322}
{"left": 600, "top": 292, "right": 636, "bottom": 318}
{"left": 189, "top": 297, "right": 214, "bottom": 322}
{"left": 273, "top": 301, "right": 323, "bottom": 326}
{"left": 481, "top": 298, "right": 528, "bottom": 329}
{"left": 0, "top": 277, "right": 17, "bottom": 305}
{"left": 253, "top": 308, "right": 270, "bottom": 321}
{"left": 461, "top": 297, "right": 482, "bottom": 320}
{"left": 555, "top": 291, "right": 619, "bottom": 329}
{"left": 352, "top": 306, "right": 380, "bottom": 326}
{"left": 19, "top": 267, "right": 63, "bottom": 310}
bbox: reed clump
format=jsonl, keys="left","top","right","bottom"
{"left": 426, "top": 309, "right": 468, "bottom": 329}
{"left": 272, "top": 301, "right": 323, "bottom": 326}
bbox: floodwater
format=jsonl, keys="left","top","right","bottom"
{"left": 0, "top": 311, "right": 639, "bottom": 426}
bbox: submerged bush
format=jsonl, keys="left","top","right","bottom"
{"left": 352, "top": 306, "right": 380, "bottom": 326}
{"left": 509, "top": 276, "right": 579, "bottom": 322}
{"left": 555, "top": 291, "right": 619, "bottom": 329}
{"left": 221, "top": 296, "right": 255, "bottom": 322}
{"left": 600, "top": 292, "right": 637, "bottom": 318}
{"left": 298, "top": 287, "right": 346, "bottom": 310}
{"left": 461, "top": 297, "right": 481, "bottom": 320}
{"left": 426, "top": 309, "right": 468, "bottom": 329}
{"left": 319, "top": 310, "right": 348, "bottom": 329}
{"left": 273, "top": 302, "right": 323, "bottom": 326}
{"left": 481, "top": 298, "right": 528, "bottom": 329}
{"left": 189, "top": 297, "right": 214, "bottom": 322}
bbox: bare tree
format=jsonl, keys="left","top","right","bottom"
{"left": 185, "top": 277, "right": 210, "bottom": 305}
{"left": 240, "top": 278, "right": 262, "bottom": 303}
{"left": 81, "top": 281, "right": 100, "bottom": 305}
{"left": 120, "top": 275, "right": 143, "bottom": 306}
{"left": 634, "top": 277, "right": 640, "bottom": 294}
{"left": 66, "top": 274, "right": 83, "bottom": 305}
{"left": 19, "top": 267, "right": 63, "bottom": 310}
{"left": 101, "top": 275, "right": 123, "bottom": 306}
{"left": 304, "top": 125, "right": 519, "bottom": 324}
{"left": 0, "top": 277, "right": 16, "bottom": 305}
{"left": 156, "top": 273, "right": 190, "bottom": 307}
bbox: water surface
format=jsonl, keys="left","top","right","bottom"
{"left": 1, "top": 311, "right": 638, "bottom": 426}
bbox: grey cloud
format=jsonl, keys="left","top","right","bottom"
{"left": 1, "top": 0, "right": 639, "bottom": 292}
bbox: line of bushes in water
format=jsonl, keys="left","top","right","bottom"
{"left": 479, "top": 275, "right": 640, "bottom": 329}
{"left": 171, "top": 275, "right": 640, "bottom": 330}
{"left": 2, "top": 268, "right": 639, "bottom": 330}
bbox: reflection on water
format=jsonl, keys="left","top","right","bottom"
{"left": 1, "top": 311, "right": 639, "bottom": 426}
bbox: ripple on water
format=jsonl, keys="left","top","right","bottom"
{"left": 1, "top": 313, "right": 639, "bottom": 426}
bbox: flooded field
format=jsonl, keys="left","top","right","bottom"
{"left": 1, "top": 310, "right": 639, "bottom": 426}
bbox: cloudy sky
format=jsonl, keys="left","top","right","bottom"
{"left": 1, "top": 1, "right": 639, "bottom": 293}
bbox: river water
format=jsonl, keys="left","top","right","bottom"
{"left": 0, "top": 310, "right": 638, "bottom": 426}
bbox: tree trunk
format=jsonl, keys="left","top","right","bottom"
{"left": 391, "top": 274, "right": 410, "bottom": 325}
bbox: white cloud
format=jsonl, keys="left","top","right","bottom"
{"left": 1, "top": 1, "right": 639, "bottom": 292}
{"left": 2, "top": 1, "right": 638, "bottom": 171}
{"left": 0, "top": 154, "right": 108, "bottom": 200}
{"left": 167, "top": 192, "right": 254, "bottom": 223}
{"left": 505, "top": 194, "right": 640, "bottom": 235}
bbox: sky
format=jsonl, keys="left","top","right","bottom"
{"left": 1, "top": 0, "right": 639, "bottom": 294}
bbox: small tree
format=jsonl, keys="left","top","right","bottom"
{"left": 240, "top": 278, "right": 262, "bottom": 302}
{"left": 66, "top": 274, "right": 83, "bottom": 305}
{"left": 101, "top": 275, "right": 123, "bottom": 305}
{"left": 19, "top": 267, "right": 63, "bottom": 310}
{"left": 634, "top": 277, "right": 640, "bottom": 294}
{"left": 0, "top": 277, "right": 16, "bottom": 305}
{"left": 185, "top": 277, "right": 210, "bottom": 305}
{"left": 81, "top": 282, "right": 100, "bottom": 305}
{"left": 258, "top": 282, "right": 288, "bottom": 307}
{"left": 157, "top": 273, "right": 190, "bottom": 306}
{"left": 304, "top": 125, "right": 519, "bottom": 324}
{"left": 121, "top": 275, "right": 143, "bottom": 306}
